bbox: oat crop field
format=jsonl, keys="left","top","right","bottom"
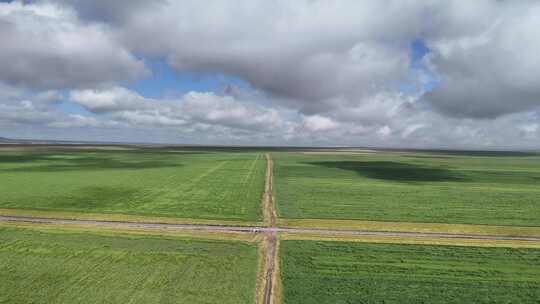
{"left": 280, "top": 240, "right": 540, "bottom": 304}
{"left": 0, "top": 226, "right": 258, "bottom": 304}
{"left": 273, "top": 151, "right": 540, "bottom": 226}
{"left": 0, "top": 147, "right": 265, "bottom": 222}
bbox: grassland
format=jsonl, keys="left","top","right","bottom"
{"left": 273, "top": 151, "right": 540, "bottom": 226}
{"left": 0, "top": 148, "right": 265, "bottom": 222}
{"left": 281, "top": 240, "right": 540, "bottom": 304}
{"left": 0, "top": 225, "right": 258, "bottom": 304}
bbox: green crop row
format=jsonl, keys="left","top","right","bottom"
{"left": 0, "top": 149, "right": 265, "bottom": 222}
{"left": 0, "top": 226, "right": 258, "bottom": 304}
{"left": 273, "top": 152, "right": 540, "bottom": 226}
{"left": 281, "top": 240, "right": 540, "bottom": 303}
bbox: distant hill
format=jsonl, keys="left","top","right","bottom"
{"left": 0, "top": 136, "right": 142, "bottom": 145}
{"left": 0, "top": 137, "right": 59, "bottom": 144}
{"left": 0, "top": 137, "right": 39, "bottom": 144}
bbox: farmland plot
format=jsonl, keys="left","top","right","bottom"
{"left": 0, "top": 148, "right": 265, "bottom": 221}
{"left": 0, "top": 226, "right": 258, "bottom": 304}
{"left": 281, "top": 240, "right": 540, "bottom": 304}
{"left": 273, "top": 152, "right": 540, "bottom": 226}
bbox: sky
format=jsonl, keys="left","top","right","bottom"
{"left": 1, "top": 0, "right": 540, "bottom": 149}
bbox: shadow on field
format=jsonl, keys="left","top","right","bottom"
{"left": 306, "top": 161, "right": 466, "bottom": 182}
{"left": 0, "top": 154, "right": 183, "bottom": 172}
{"left": 435, "top": 151, "right": 539, "bottom": 157}
{"left": 52, "top": 186, "right": 141, "bottom": 210}
{"left": 0, "top": 154, "right": 53, "bottom": 163}
{"left": 402, "top": 155, "right": 455, "bottom": 159}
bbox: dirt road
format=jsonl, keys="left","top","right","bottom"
{"left": 1, "top": 215, "right": 540, "bottom": 241}
{"left": 263, "top": 153, "right": 277, "bottom": 227}
{"left": 262, "top": 233, "right": 277, "bottom": 304}
{"left": 261, "top": 153, "right": 278, "bottom": 304}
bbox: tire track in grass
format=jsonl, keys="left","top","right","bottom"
{"left": 242, "top": 154, "right": 261, "bottom": 186}
{"left": 135, "top": 158, "right": 232, "bottom": 212}
{"left": 218, "top": 154, "right": 258, "bottom": 213}
{"left": 230, "top": 154, "right": 262, "bottom": 218}
{"left": 244, "top": 154, "right": 262, "bottom": 200}
{"left": 133, "top": 153, "right": 238, "bottom": 211}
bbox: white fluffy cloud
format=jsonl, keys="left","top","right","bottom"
{"left": 86, "top": 0, "right": 422, "bottom": 114}
{"left": 0, "top": 1, "right": 146, "bottom": 89}
{"left": 70, "top": 87, "right": 149, "bottom": 113}
{"left": 302, "top": 115, "right": 339, "bottom": 132}
{"left": 88, "top": 0, "right": 540, "bottom": 119}
{"left": 0, "top": 83, "right": 66, "bottom": 127}
{"left": 424, "top": 1, "right": 540, "bottom": 118}
{"left": 69, "top": 87, "right": 289, "bottom": 133}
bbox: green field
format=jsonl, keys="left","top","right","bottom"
{"left": 0, "top": 148, "right": 265, "bottom": 221}
{"left": 273, "top": 151, "right": 540, "bottom": 226}
{"left": 281, "top": 240, "right": 540, "bottom": 303}
{"left": 0, "top": 226, "right": 258, "bottom": 304}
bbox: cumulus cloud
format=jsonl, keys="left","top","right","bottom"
{"left": 34, "top": 90, "right": 64, "bottom": 104}
{"left": 180, "top": 92, "right": 284, "bottom": 131}
{"left": 422, "top": 1, "right": 540, "bottom": 117}
{"left": 83, "top": 0, "right": 422, "bottom": 112}
{"left": 2, "top": 1, "right": 540, "bottom": 148}
{"left": 0, "top": 83, "right": 65, "bottom": 127}
{"left": 0, "top": 1, "right": 146, "bottom": 90}
{"left": 0, "top": 82, "right": 116, "bottom": 130}
{"left": 302, "top": 115, "right": 339, "bottom": 132}
{"left": 70, "top": 87, "right": 149, "bottom": 113}
{"left": 51, "top": 0, "right": 164, "bottom": 24}
{"left": 69, "top": 86, "right": 289, "bottom": 133}
{"left": 48, "top": 114, "right": 118, "bottom": 128}
{"left": 61, "top": 0, "right": 540, "bottom": 120}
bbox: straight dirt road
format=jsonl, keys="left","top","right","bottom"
{"left": 1, "top": 215, "right": 540, "bottom": 242}
{"left": 261, "top": 153, "right": 278, "bottom": 304}
{"left": 263, "top": 153, "right": 277, "bottom": 227}
{"left": 262, "top": 233, "right": 277, "bottom": 304}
